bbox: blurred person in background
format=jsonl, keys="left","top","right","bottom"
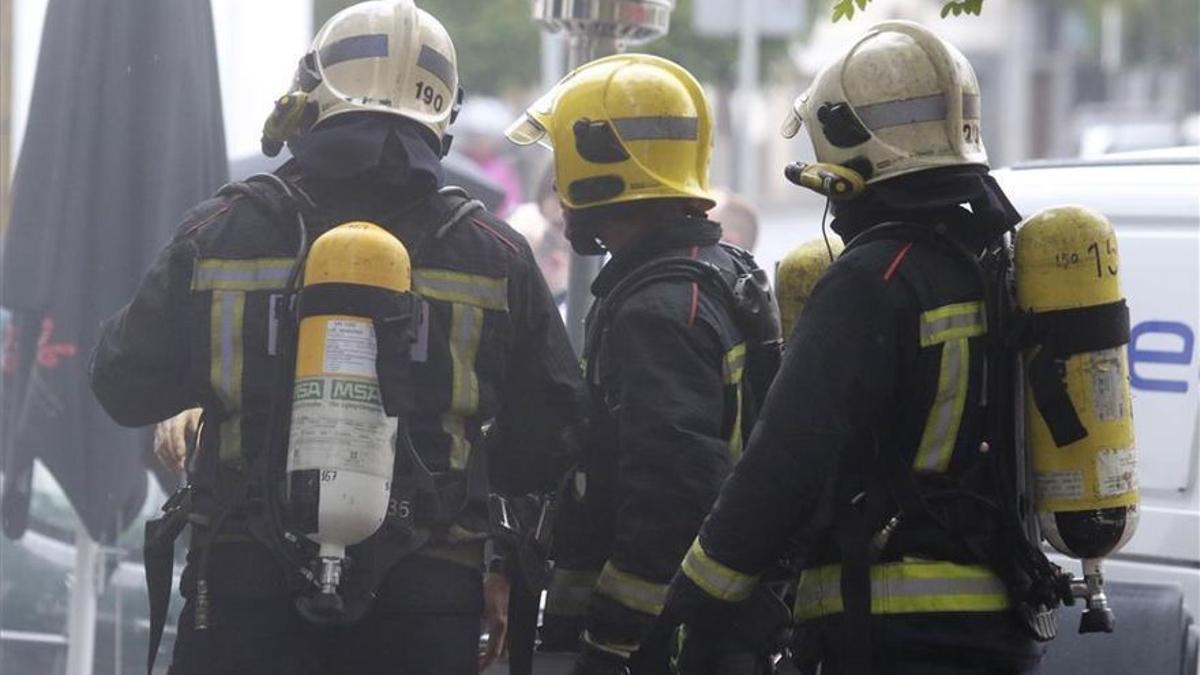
{"left": 89, "top": 2, "right": 583, "bottom": 673}
{"left": 710, "top": 188, "right": 760, "bottom": 253}
{"left": 456, "top": 96, "right": 525, "bottom": 217}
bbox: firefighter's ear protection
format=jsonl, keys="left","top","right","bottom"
{"left": 817, "top": 102, "right": 871, "bottom": 148}
{"left": 784, "top": 161, "right": 866, "bottom": 200}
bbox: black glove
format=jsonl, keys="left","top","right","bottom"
{"left": 572, "top": 644, "right": 629, "bottom": 675}
{"left": 726, "top": 583, "right": 793, "bottom": 656}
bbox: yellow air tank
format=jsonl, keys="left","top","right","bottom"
{"left": 286, "top": 222, "right": 412, "bottom": 614}
{"left": 776, "top": 235, "right": 844, "bottom": 339}
{"left": 1015, "top": 205, "right": 1138, "bottom": 633}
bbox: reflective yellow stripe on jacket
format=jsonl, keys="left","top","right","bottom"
{"left": 193, "top": 258, "right": 295, "bottom": 462}
{"left": 722, "top": 342, "right": 747, "bottom": 461}
{"left": 680, "top": 536, "right": 759, "bottom": 603}
{"left": 595, "top": 561, "right": 670, "bottom": 616}
{"left": 793, "top": 559, "right": 1009, "bottom": 621}
{"left": 544, "top": 567, "right": 601, "bottom": 618}
{"left": 913, "top": 301, "right": 986, "bottom": 473}
{"left": 412, "top": 268, "right": 508, "bottom": 470}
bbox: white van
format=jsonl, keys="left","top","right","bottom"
{"left": 993, "top": 147, "right": 1200, "bottom": 617}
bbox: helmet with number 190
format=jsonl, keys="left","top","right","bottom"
{"left": 781, "top": 20, "right": 987, "bottom": 184}
{"left": 262, "top": 0, "right": 461, "bottom": 156}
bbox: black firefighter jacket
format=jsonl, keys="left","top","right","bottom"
{"left": 669, "top": 207, "right": 1043, "bottom": 671}
{"left": 551, "top": 217, "right": 755, "bottom": 661}
{"left": 90, "top": 166, "right": 584, "bottom": 550}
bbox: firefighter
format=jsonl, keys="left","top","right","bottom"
{"left": 665, "top": 21, "right": 1057, "bottom": 675}
{"left": 90, "top": 2, "right": 583, "bottom": 674}
{"left": 506, "top": 54, "right": 783, "bottom": 674}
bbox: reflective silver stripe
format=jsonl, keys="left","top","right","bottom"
{"left": 192, "top": 258, "right": 295, "bottom": 291}
{"left": 681, "top": 538, "right": 759, "bottom": 602}
{"left": 612, "top": 116, "right": 699, "bottom": 141}
{"left": 545, "top": 568, "right": 600, "bottom": 617}
{"left": 855, "top": 94, "right": 946, "bottom": 130}
{"left": 413, "top": 269, "right": 508, "bottom": 311}
{"left": 442, "top": 303, "right": 483, "bottom": 469}
{"left": 914, "top": 337, "right": 969, "bottom": 473}
{"left": 595, "top": 561, "right": 669, "bottom": 616}
{"left": 919, "top": 301, "right": 986, "bottom": 347}
{"left": 210, "top": 291, "right": 245, "bottom": 462}
{"left": 963, "top": 94, "right": 981, "bottom": 119}
{"left": 417, "top": 45, "right": 455, "bottom": 90}
{"left": 855, "top": 94, "right": 982, "bottom": 131}
{"left": 319, "top": 33, "right": 388, "bottom": 68}
{"left": 793, "top": 561, "right": 1009, "bottom": 621}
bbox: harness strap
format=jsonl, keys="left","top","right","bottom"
{"left": 1019, "top": 300, "right": 1130, "bottom": 447}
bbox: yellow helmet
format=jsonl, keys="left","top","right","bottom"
{"left": 506, "top": 54, "right": 715, "bottom": 211}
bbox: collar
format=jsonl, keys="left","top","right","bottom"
{"left": 288, "top": 113, "right": 445, "bottom": 190}
{"left": 592, "top": 216, "right": 722, "bottom": 297}
{"left": 832, "top": 166, "right": 1021, "bottom": 245}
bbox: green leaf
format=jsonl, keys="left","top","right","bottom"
{"left": 831, "top": 0, "right": 854, "bottom": 22}
{"left": 952, "top": 4, "right": 963, "bottom": 14}
{"left": 854, "top": 0, "right": 870, "bottom": 10}
{"left": 941, "top": 3, "right": 954, "bottom": 17}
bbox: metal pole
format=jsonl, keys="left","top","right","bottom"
{"left": 735, "top": 0, "right": 760, "bottom": 198}
{"left": 562, "top": 34, "right": 620, "bottom": 352}
{"left": 1, "top": 0, "right": 12, "bottom": 234}
{"left": 65, "top": 522, "right": 99, "bottom": 675}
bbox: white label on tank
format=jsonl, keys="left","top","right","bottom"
{"left": 1088, "top": 348, "right": 1126, "bottom": 422}
{"left": 1096, "top": 447, "right": 1137, "bottom": 498}
{"left": 1036, "top": 470, "right": 1085, "bottom": 501}
{"left": 323, "top": 320, "right": 377, "bottom": 377}
{"left": 288, "top": 375, "right": 396, "bottom": 477}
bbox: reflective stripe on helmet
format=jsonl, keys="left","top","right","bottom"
{"left": 318, "top": 33, "right": 389, "bottom": 68}
{"left": 595, "top": 561, "right": 670, "bottom": 616}
{"left": 611, "top": 116, "right": 699, "bottom": 142}
{"left": 854, "top": 93, "right": 981, "bottom": 132}
{"left": 793, "top": 560, "right": 1009, "bottom": 621}
{"left": 417, "top": 45, "right": 455, "bottom": 91}
{"left": 680, "top": 537, "right": 759, "bottom": 603}
{"left": 913, "top": 301, "right": 985, "bottom": 473}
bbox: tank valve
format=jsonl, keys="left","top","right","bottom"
{"left": 1071, "top": 558, "right": 1115, "bottom": 634}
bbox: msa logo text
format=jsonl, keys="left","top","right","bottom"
{"left": 331, "top": 379, "right": 382, "bottom": 404}
{"left": 293, "top": 379, "right": 323, "bottom": 401}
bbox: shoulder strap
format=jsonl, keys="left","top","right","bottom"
{"left": 584, "top": 256, "right": 733, "bottom": 387}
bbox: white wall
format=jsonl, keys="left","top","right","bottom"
{"left": 10, "top": 0, "right": 314, "bottom": 171}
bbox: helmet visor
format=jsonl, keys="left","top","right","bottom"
{"left": 505, "top": 114, "right": 550, "bottom": 147}
{"left": 780, "top": 95, "right": 805, "bottom": 139}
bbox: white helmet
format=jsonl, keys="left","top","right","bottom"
{"left": 263, "top": 0, "right": 460, "bottom": 155}
{"left": 781, "top": 20, "right": 986, "bottom": 184}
